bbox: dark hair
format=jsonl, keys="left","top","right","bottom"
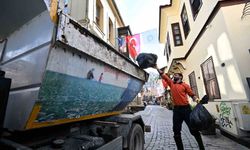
{"left": 174, "top": 73, "right": 183, "bottom": 78}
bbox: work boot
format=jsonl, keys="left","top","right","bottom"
{"left": 174, "top": 135, "right": 184, "bottom": 150}
{"left": 194, "top": 134, "right": 205, "bottom": 150}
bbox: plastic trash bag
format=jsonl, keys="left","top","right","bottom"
{"left": 199, "top": 95, "right": 209, "bottom": 104}
{"left": 136, "top": 53, "right": 158, "bottom": 69}
{"left": 190, "top": 103, "right": 214, "bottom": 131}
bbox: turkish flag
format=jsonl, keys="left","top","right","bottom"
{"left": 126, "top": 34, "right": 140, "bottom": 59}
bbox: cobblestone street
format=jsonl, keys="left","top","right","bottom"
{"left": 137, "top": 105, "right": 249, "bottom": 150}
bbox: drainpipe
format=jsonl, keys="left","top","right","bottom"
{"left": 85, "top": 0, "right": 89, "bottom": 29}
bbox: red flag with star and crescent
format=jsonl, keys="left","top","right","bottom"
{"left": 126, "top": 34, "right": 140, "bottom": 59}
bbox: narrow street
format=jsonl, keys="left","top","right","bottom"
{"left": 137, "top": 105, "right": 249, "bottom": 150}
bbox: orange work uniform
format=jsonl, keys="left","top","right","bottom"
{"left": 162, "top": 74, "right": 195, "bottom": 106}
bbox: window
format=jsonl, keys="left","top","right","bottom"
{"left": 0, "top": 39, "right": 7, "bottom": 62}
{"left": 247, "top": 78, "right": 250, "bottom": 89}
{"left": 181, "top": 4, "right": 190, "bottom": 38}
{"left": 164, "top": 32, "right": 171, "bottom": 62}
{"left": 189, "top": 71, "right": 199, "bottom": 98}
{"left": 201, "top": 57, "right": 221, "bottom": 99}
{"left": 109, "top": 18, "right": 115, "bottom": 45}
{"left": 171, "top": 23, "right": 183, "bottom": 46}
{"left": 96, "top": 0, "right": 103, "bottom": 30}
{"left": 190, "top": 0, "right": 202, "bottom": 20}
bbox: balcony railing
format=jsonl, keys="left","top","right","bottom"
{"left": 241, "top": 1, "right": 250, "bottom": 20}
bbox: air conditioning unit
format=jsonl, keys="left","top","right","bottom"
{"left": 233, "top": 102, "right": 250, "bottom": 131}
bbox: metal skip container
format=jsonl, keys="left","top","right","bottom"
{"left": 0, "top": 0, "right": 148, "bottom": 130}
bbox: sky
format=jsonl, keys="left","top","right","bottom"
{"left": 115, "top": 0, "right": 171, "bottom": 70}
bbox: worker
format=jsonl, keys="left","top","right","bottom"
{"left": 154, "top": 65, "right": 205, "bottom": 150}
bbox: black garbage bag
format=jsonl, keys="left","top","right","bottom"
{"left": 189, "top": 103, "right": 214, "bottom": 131}
{"left": 136, "top": 53, "right": 158, "bottom": 69}
{"left": 199, "top": 95, "right": 209, "bottom": 104}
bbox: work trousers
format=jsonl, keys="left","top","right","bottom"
{"left": 173, "top": 105, "right": 205, "bottom": 150}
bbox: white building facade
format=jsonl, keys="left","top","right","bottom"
{"left": 66, "top": 0, "right": 124, "bottom": 49}
{"left": 159, "top": 0, "right": 250, "bottom": 138}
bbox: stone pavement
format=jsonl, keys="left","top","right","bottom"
{"left": 137, "top": 105, "right": 249, "bottom": 150}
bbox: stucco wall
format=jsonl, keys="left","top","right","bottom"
{"left": 162, "top": 0, "right": 219, "bottom": 73}
{"left": 161, "top": 1, "right": 250, "bottom": 136}
{"left": 180, "top": 5, "right": 250, "bottom": 130}
{"left": 167, "top": 15, "right": 187, "bottom": 63}
{"left": 68, "top": 0, "right": 88, "bottom": 22}
{"left": 186, "top": 9, "right": 247, "bottom": 96}
{"left": 68, "top": 0, "right": 121, "bottom": 46}
{"left": 179, "top": 0, "right": 218, "bottom": 58}
{"left": 222, "top": 4, "right": 250, "bottom": 100}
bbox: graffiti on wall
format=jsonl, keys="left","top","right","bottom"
{"left": 219, "top": 102, "right": 233, "bottom": 128}
{"left": 242, "top": 105, "right": 250, "bottom": 115}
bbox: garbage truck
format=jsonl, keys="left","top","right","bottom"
{"left": 0, "top": 0, "right": 149, "bottom": 149}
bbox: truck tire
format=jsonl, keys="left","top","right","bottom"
{"left": 127, "top": 124, "right": 144, "bottom": 150}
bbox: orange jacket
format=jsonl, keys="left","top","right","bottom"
{"left": 162, "top": 79, "right": 169, "bottom": 88}
{"left": 162, "top": 74, "right": 195, "bottom": 106}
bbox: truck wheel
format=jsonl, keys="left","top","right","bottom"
{"left": 127, "top": 124, "right": 144, "bottom": 150}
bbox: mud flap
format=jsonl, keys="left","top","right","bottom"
{"left": 0, "top": 71, "right": 11, "bottom": 129}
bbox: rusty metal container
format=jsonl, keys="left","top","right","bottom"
{"left": 0, "top": 0, "right": 148, "bottom": 130}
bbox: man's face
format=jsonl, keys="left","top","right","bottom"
{"left": 173, "top": 73, "right": 182, "bottom": 82}
{"left": 173, "top": 74, "right": 181, "bottom": 79}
